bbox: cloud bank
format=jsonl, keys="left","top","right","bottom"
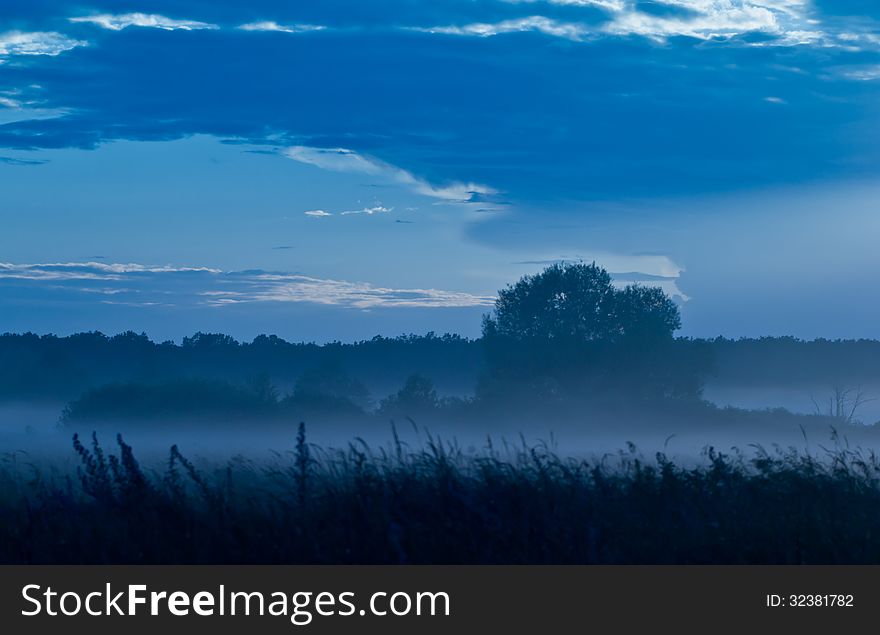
{"left": 0, "top": 262, "right": 495, "bottom": 310}
{"left": 2, "top": 0, "right": 880, "bottom": 206}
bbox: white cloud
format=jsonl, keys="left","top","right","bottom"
{"left": 287, "top": 146, "right": 381, "bottom": 174}
{"left": 0, "top": 31, "right": 87, "bottom": 58}
{"left": 0, "top": 262, "right": 220, "bottom": 281}
{"left": 415, "top": 1, "right": 834, "bottom": 47}
{"left": 285, "top": 146, "right": 496, "bottom": 203}
{"left": 836, "top": 65, "right": 880, "bottom": 81}
{"left": 69, "top": 13, "right": 218, "bottom": 31}
{"left": 304, "top": 209, "right": 333, "bottom": 217}
{"left": 764, "top": 96, "right": 786, "bottom": 103}
{"left": 0, "top": 262, "right": 495, "bottom": 310}
{"left": 412, "top": 16, "right": 588, "bottom": 41}
{"left": 600, "top": 1, "right": 815, "bottom": 42}
{"left": 341, "top": 205, "right": 392, "bottom": 216}
{"left": 204, "top": 272, "right": 495, "bottom": 309}
{"left": 238, "top": 21, "right": 327, "bottom": 34}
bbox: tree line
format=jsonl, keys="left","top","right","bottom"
{"left": 4, "top": 263, "right": 880, "bottom": 422}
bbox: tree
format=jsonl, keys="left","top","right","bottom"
{"left": 480, "top": 262, "right": 702, "bottom": 403}
{"left": 378, "top": 374, "right": 440, "bottom": 417}
{"left": 287, "top": 364, "right": 373, "bottom": 413}
{"left": 613, "top": 284, "right": 681, "bottom": 343}
{"left": 482, "top": 262, "right": 680, "bottom": 344}
{"left": 484, "top": 262, "right": 617, "bottom": 342}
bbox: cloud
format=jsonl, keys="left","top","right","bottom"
{"left": 764, "top": 96, "right": 786, "bottom": 103}
{"left": 238, "top": 21, "right": 327, "bottom": 34}
{"left": 304, "top": 209, "right": 333, "bottom": 217}
{"left": 1, "top": 0, "right": 877, "bottom": 203}
{"left": 0, "top": 262, "right": 495, "bottom": 310}
{"left": 835, "top": 65, "right": 880, "bottom": 81}
{"left": 0, "top": 262, "right": 221, "bottom": 281}
{"left": 0, "top": 31, "right": 86, "bottom": 58}
{"left": 69, "top": 13, "right": 218, "bottom": 31}
{"left": 285, "top": 146, "right": 496, "bottom": 202}
{"left": 416, "top": 1, "right": 825, "bottom": 46}
{"left": 203, "top": 272, "right": 495, "bottom": 308}
{"left": 504, "top": 0, "right": 625, "bottom": 8}
{"left": 286, "top": 146, "right": 386, "bottom": 174}
{"left": 411, "top": 16, "right": 589, "bottom": 41}
{"left": 600, "top": 1, "right": 814, "bottom": 42}
{"left": 0, "top": 156, "right": 48, "bottom": 165}
{"left": 341, "top": 205, "right": 392, "bottom": 216}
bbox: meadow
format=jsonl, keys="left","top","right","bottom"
{"left": 5, "top": 264, "right": 880, "bottom": 564}
{"left": 4, "top": 423, "right": 880, "bottom": 564}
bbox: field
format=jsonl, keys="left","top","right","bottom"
{"left": 4, "top": 424, "right": 880, "bottom": 564}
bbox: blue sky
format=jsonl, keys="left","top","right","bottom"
{"left": 2, "top": 1, "right": 880, "bottom": 341}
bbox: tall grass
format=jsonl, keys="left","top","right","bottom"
{"left": 3, "top": 427, "right": 880, "bottom": 564}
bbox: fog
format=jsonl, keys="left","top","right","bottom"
{"left": 3, "top": 393, "right": 877, "bottom": 475}
{"left": 705, "top": 382, "right": 880, "bottom": 425}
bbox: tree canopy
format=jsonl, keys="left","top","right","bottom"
{"left": 479, "top": 262, "right": 702, "bottom": 403}
{"left": 482, "top": 262, "right": 681, "bottom": 344}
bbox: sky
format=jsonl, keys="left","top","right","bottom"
{"left": 2, "top": 0, "right": 880, "bottom": 341}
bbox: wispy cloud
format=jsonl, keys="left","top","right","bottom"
{"left": 304, "top": 209, "right": 333, "bottom": 217}
{"left": 341, "top": 205, "right": 392, "bottom": 216}
{"left": 0, "top": 31, "right": 86, "bottom": 58}
{"left": 0, "top": 156, "right": 49, "bottom": 166}
{"left": 0, "top": 262, "right": 495, "bottom": 310}
{"left": 411, "top": 16, "right": 589, "bottom": 41}
{"left": 238, "top": 21, "right": 327, "bottom": 34}
{"left": 835, "top": 65, "right": 880, "bottom": 81}
{"left": 285, "top": 146, "right": 496, "bottom": 203}
{"left": 504, "top": 0, "right": 625, "bottom": 8}
{"left": 69, "top": 13, "right": 218, "bottom": 31}
{"left": 0, "top": 262, "right": 220, "bottom": 281}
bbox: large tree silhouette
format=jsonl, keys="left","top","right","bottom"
{"left": 483, "top": 262, "right": 680, "bottom": 343}
{"left": 481, "top": 262, "right": 704, "bottom": 403}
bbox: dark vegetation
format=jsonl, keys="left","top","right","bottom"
{"left": 0, "top": 330, "right": 483, "bottom": 405}
{"left": 6, "top": 330, "right": 880, "bottom": 404}
{"left": 3, "top": 427, "right": 880, "bottom": 564}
